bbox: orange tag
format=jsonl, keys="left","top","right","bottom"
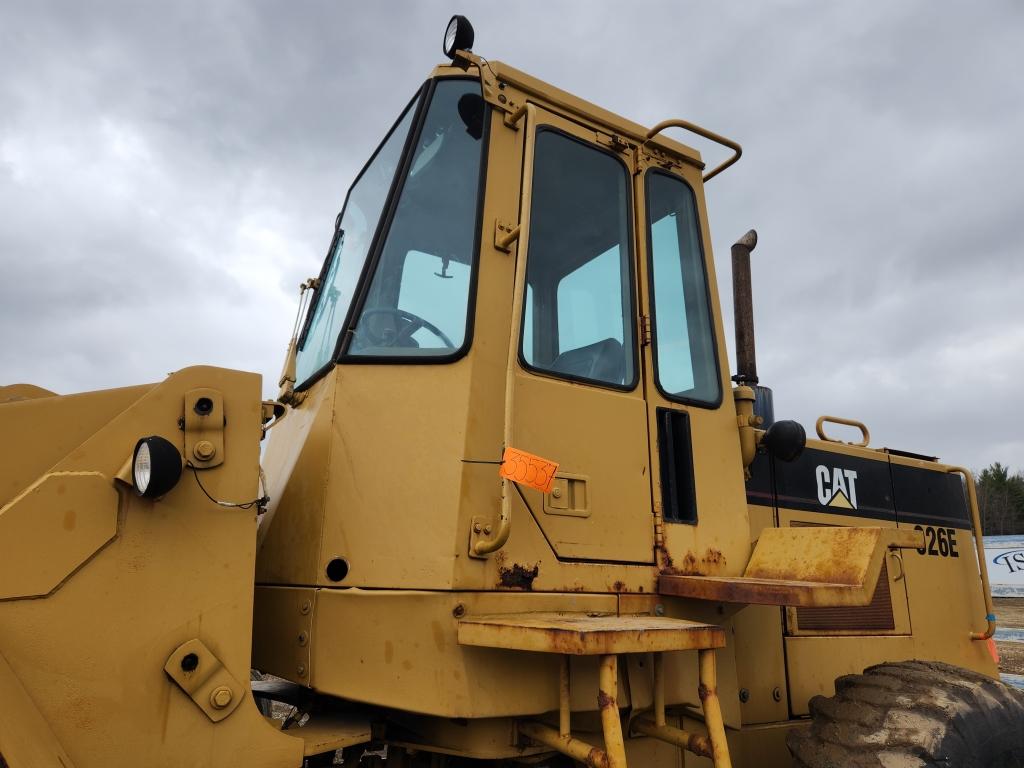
{"left": 499, "top": 447, "right": 559, "bottom": 494}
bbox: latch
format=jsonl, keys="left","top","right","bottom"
{"left": 594, "top": 131, "right": 631, "bottom": 154}
{"left": 183, "top": 388, "right": 225, "bottom": 469}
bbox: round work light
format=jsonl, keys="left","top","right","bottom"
{"left": 443, "top": 15, "right": 475, "bottom": 58}
{"left": 132, "top": 435, "right": 183, "bottom": 498}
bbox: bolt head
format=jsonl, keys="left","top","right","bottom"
{"left": 296, "top": 663, "right": 307, "bottom": 678}
{"left": 193, "top": 440, "right": 217, "bottom": 461}
{"left": 209, "top": 686, "right": 233, "bottom": 709}
{"left": 739, "top": 688, "right": 750, "bottom": 703}
{"left": 300, "top": 600, "right": 311, "bottom": 615}
{"left": 654, "top": 604, "right": 665, "bottom": 616}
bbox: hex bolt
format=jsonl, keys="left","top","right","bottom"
{"left": 300, "top": 600, "right": 311, "bottom": 615}
{"left": 297, "top": 631, "right": 308, "bottom": 647}
{"left": 209, "top": 686, "right": 233, "bottom": 709}
{"left": 772, "top": 686, "right": 782, "bottom": 702}
{"left": 551, "top": 487, "right": 563, "bottom": 499}
{"left": 193, "top": 440, "right": 217, "bottom": 461}
{"left": 654, "top": 604, "right": 665, "bottom": 616}
{"left": 297, "top": 664, "right": 307, "bottom": 678}
{"left": 473, "top": 522, "right": 482, "bottom": 534}
{"left": 452, "top": 603, "right": 466, "bottom": 618}
{"left": 739, "top": 688, "right": 750, "bottom": 703}
{"left": 483, "top": 525, "right": 493, "bottom": 535}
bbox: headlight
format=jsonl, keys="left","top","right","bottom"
{"left": 443, "top": 15, "right": 475, "bottom": 59}
{"left": 132, "top": 436, "right": 183, "bottom": 498}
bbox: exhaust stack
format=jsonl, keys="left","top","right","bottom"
{"left": 731, "top": 229, "right": 759, "bottom": 387}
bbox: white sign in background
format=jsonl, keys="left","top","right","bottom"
{"left": 985, "top": 536, "right": 1024, "bottom": 597}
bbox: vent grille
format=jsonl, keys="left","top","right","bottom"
{"left": 792, "top": 521, "right": 896, "bottom": 632}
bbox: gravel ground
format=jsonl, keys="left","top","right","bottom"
{"left": 996, "top": 598, "right": 1024, "bottom": 676}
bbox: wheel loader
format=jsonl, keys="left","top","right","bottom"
{"left": 1, "top": 15, "right": 1021, "bottom": 768}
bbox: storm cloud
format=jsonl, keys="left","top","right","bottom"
{"left": 1, "top": 1, "right": 1021, "bottom": 471}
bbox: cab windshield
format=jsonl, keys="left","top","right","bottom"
{"left": 347, "top": 79, "right": 485, "bottom": 358}
{"left": 295, "top": 78, "right": 486, "bottom": 385}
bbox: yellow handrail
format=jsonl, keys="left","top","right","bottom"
{"left": 816, "top": 414, "right": 870, "bottom": 447}
{"left": 641, "top": 119, "right": 742, "bottom": 182}
{"left": 946, "top": 466, "right": 997, "bottom": 640}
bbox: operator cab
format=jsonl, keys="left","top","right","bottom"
{"left": 261, "top": 18, "right": 753, "bottom": 595}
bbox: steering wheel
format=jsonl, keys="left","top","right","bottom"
{"left": 355, "top": 307, "right": 455, "bottom": 349}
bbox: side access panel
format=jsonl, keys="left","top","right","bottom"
{"left": 770, "top": 441, "right": 912, "bottom": 715}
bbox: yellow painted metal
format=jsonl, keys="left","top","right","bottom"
{"left": 633, "top": 719, "right": 713, "bottom": 759}
{"left": 518, "top": 721, "right": 611, "bottom": 768}
{"left": 641, "top": 118, "right": 742, "bottom": 182}
{"left": 947, "top": 466, "right": 997, "bottom": 640}
{"left": 163, "top": 638, "right": 246, "bottom": 723}
{"left": 509, "top": 103, "right": 654, "bottom": 564}
{"left": 559, "top": 654, "right": 571, "bottom": 737}
{"left": 660, "top": 526, "right": 924, "bottom": 607}
{"left": 699, "top": 649, "right": 732, "bottom": 768}
{"left": 0, "top": 382, "right": 151, "bottom": 507}
{"left": 457, "top": 612, "right": 726, "bottom": 655}
{"left": 815, "top": 414, "right": 871, "bottom": 446}
{"left": 0, "top": 366, "right": 305, "bottom": 766}
{"left": 471, "top": 102, "right": 537, "bottom": 560}
{"left": 183, "top": 387, "right": 225, "bottom": 468}
{"left": 0, "top": 471, "right": 118, "bottom": 599}
{"left": 0, "top": 649, "right": 77, "bottom": 768}
{"left": 0, "top": 383, "right": 57, "bottom": 401}
{"left": 653, "top": 652, "right": 666, "bottom": 727}
{"left": 734, "top": 385, "right": 759, "bottom": 474}
{"left": 598, "top": 655, "right": 627, "bottom": 768}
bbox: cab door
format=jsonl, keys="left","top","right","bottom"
{"left": 510, "top": 105, "right": 654, "bottom": 563}
{"left": 635, "top": 163, "right": 751, "bottom": 574}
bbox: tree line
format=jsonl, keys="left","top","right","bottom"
{"left": 977, "top": 462, "right": 1024, "bottom": 536}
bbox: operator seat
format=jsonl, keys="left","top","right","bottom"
{"left": 549, "top": 338, "right": 625, "bottom": 385}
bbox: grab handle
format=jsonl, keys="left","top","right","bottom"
{"left": 815, "top": 415, "right": 870, "bottom": 447}
{"left": 642, "top": 119, "right": 742, "bottom": 182}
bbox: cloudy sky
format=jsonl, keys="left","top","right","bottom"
{"left": 2, "top": 2, "right": 1021, "bottom": 473}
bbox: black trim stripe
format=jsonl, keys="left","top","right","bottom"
{"left": 744, "top": 446, "right": 973, "bottom": 530}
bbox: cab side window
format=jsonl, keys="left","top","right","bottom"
{"left": 520, "top": 130, "right": 636, "bottom": 388}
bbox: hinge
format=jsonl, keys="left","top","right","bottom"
{"left": 640, "top": 314, "right": 652, "bottom": 346}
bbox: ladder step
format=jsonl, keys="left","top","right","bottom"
{"left": 457, "top": 611, "right": 725, "bottom": 655}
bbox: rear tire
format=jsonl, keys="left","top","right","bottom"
{"left": 787, "top": 660, "right": 1024, "bottom": 767}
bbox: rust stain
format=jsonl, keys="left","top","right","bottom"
{"left": 698, "top": 682, "right": 714, "bottom": 701}
{"left": 597, "top": 690, "right": 617, "bottom": 710}
{"left": 611, "top": 580, "right": 626, "bottom": 593}
{"left": 660, "top": 548, "right": 727, "bottom": 577}
{"left": 588, "top": 746, "right": 611, "bottom": 768}
{"left": 62, "top": 508, "right": 76, "bottom": 531}
{"left": 498, "top": 562, "right": 539, "bottom": 590}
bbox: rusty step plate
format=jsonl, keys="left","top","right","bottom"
{"left": 457, "top": 612, "right": 725, "bottom": 655}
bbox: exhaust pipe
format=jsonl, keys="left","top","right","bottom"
{"left": 731, "top": 229, "right": 759, "bottom": 387}
{"left": 731, "top": 229, "right": 805, "bottom": 461}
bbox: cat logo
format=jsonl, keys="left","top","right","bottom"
{"left": 815, "top": 465, "right": 859, "bottom": 509}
